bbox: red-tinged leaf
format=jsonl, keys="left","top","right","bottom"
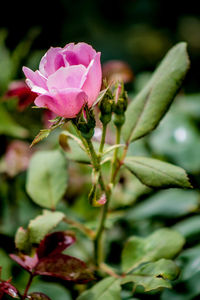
{"left": 0, "top": 280, "right": 19, "bottom": 298}
{"left": 29, "top": 292, "right": 51, "bottom": 300}
{"left": 37, "top": 231, "right": 76, "bottom": 259}
{"left": 9, "top": 254, "right": 38, "bottom": 272}
{"left": 35, "top": 254, "right": 94, "bottom": 283}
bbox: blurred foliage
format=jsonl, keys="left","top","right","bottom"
{"left": 1, "top": 0, "right": 200, "bottom": 299}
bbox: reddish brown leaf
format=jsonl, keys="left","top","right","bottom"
{"left": 29, "top": 292, "right": 51, "bottom": 300}
{"left": 37, "top": 231, "right": 76, "bottom": 259}
{"left": 9, "top": 254, "right": 38, "bottom": 272}
{"left": 0, "top": 280, "right": 19, "bottom": 298}
{"left": 35, "top": 254, "right": 94, "bottom": 283}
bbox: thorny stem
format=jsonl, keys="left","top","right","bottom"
{"left": 94, "top": 125, "right": 123, "bottom": 267}
{"left": 22, "top": 273, "right": 34, "bottom": 300}
{"left": 99, "top": 124, "right": 107, "bottom": 154}
{"left": 73, "top": 125, "right": 128, "bottom": 269}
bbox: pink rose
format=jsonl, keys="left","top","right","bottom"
{"left": 23, "top": 43, "right": 102, "bottom": 118}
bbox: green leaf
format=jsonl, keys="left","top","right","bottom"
{"left": 26, "top": 150, "right": 68, "bottom": 209}
{"left": 28, "top": 210, "right": 64, "bottom": 244}
{"left": 15, "top": 227, "right": 30, "bottom": 252}
{"left": 121, "top": 259, "right": 179, "bottom": 292}
{"left": 0, "top": 249, "right": 12, "bottom": 280}
{"left": 65, "top": 138, "right": 90, "bottom": 163}
{"left": 77, "top": 277, "right": 121, "bottom": 300}
{"left": 173, "top": 215, "right": 200, "bottom": 241}
{"left": 111, "top": 172, "right": 151, "bottom": 209}
{"left": 15, "top": 210, "right": 65, "bottom": 251}
{"left": 124, "top": 156, "right": 192, "bottom": 188}
{"left": 103, "top": 144, "right": 125, "bottom": 156}
{"left": 0, "top": 29, "right": 12, "bottom": 92}
{"left": 59, "top": 131, "right": 86, "bottom": 153}
{"left": 126, "top": 189, "right": 199, "bottom": 221}
{"left": 176, "top": 245, "right": 200, "bottom": 281}
{"left": 176, "top": 93, "right": 200, "bottom": 120}
{"left": 149, "top": 109, "right": 200, "bottom": 173}
{"left": 31, "top": 129, "right": 51, "bottom": 147}
{"left": 122, "top": 42, "right": 190, "bottom": 143}
{"left": 31, "top": 117, "right": 64, "bottom": 147}
{"left": 122, "top": 228, "right": 185, "bottom": 272}
{"left": 29, "top": 278, "right": 72, "bottom": 300}
{"left": 0, "top": 103, "right": 28, "bottom": 138}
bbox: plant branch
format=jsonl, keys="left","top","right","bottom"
{"left": 110, "top": 125, "right": 122, "bottom": 183}
{"left": 63, "top": 217, "right": 95, "bottom": 239}
{"left": 99, "top": 124, "right": 107, "bottom": 154}
{"left": 100, "top": 263, "right": 121, "bottom": 278}
{"left": 22, "top": 273, "right": 34, "bottom": 300}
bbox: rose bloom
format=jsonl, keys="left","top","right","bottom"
{"left": 23, "top": 43, "right": 102, "bottom": 118}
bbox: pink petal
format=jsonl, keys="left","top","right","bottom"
{"left": 39, "top": 47, "right": 67, "bottom": 77}
{"left": 63, "top": 42, "right": 97, "bottom": 67}
{"left": 22, "top": 67, "right": 47, "bottom": 94}
{"left": 47, "top": 65, "right": 87, "bottom": 91}
{"left": 35, "top": 88, "right": 88, "bottom": 118}
{"left": 81, "top": 52, "right": 102, "bottom": 107}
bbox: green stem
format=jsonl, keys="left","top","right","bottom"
{"left": 110, "top": 125, "right": 122, "bottom": 183}
{"left": 94, "top": 189, "right": 111, "bottom": 266}
{"left": 94, "top": 125, "right": 122, "bottom": 267}
{"left": 71, "top": 122, "right": 90, "bottom": 154}
{"left": 86, "top": 139, "right": 100, "bottom": 170}
{"left": 99, "top": 124, "right": 107, "bottom": 154}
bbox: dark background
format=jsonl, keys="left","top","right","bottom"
{"left": 1, "top": 0, "right": 200, "bottom": 91}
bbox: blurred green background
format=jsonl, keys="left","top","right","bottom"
{"left": 1, "top": 1, "right": 200, "bottom": 299}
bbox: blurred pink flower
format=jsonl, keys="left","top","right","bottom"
{"left": 5, "top": 140, "right": 33, "bottom": 177}
{"left": 5, "top": 81, "right": 37, "bottom": 111}
{"left": 102, "top": 60, "right": 134, "bottom": 85}
{"left": 23, "top": 43, "right": 102, "bottom": 118}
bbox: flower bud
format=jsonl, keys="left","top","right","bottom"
{"left": 99, "top": 89, "right": 113, "bottom": 125}
{"left": 76, "top": 106, "right": 96, "bottom": 139}
{"left": 113, "top": 113, "right": 125, "bottom": 127}
{"left": 113, "top": 93, "right": 128, "bottom": 115}
{"left": 113, "top": 83, "right": 128, "bottom": 127}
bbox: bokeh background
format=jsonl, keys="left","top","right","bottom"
{"left": 1, "top": 0, "right": 200, "bottom": 90}
{"left": 1, "top": 1, "right": 200, "bottom": 299}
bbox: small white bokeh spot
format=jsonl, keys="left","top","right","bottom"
{"left": 174, "top": 127, "right": 187, "bottom": 142}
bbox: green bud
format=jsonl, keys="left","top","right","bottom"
{"left": 113, "top": 93, "right": 128, "bottom": 115}
{"left": 99, "top": 98, "right": 113, "bottom": 114}
{"left": 99, "top": 89, "right": 114, "bottom": 126}
{"left": 75, "top": 105, "right": 96, "bottom": 139}
{"left": 80, "top": 127, "right": 94, "bottom": 140}
{"left": 99, "top": 112, "right": 112, "bottom": 125}
{"left": 113, "top": 113, "right": 125, "bottom": 127}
